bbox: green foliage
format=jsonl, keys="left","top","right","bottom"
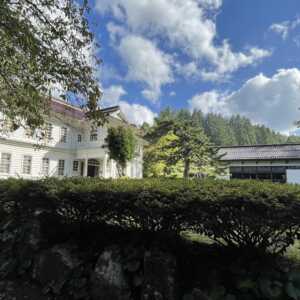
{"left": 144, "top": 108, "right": 291, "bottom": 148}
{"left": 143, "top": 111, "right": 225, "bottom": 178}
{"left": 287, "top": 135, "right": 300, "bottom": 144}
{"left": 105, "top": 126, "right": 137, "bottom": 176}
{"left": 0, "top": 0, "right": 103, "bottom": 130}
{"left": 143, "top": 108, "right": 293, "bottom": 178}
{"left": 2, "top": 178, "right": 300, "bottom": 255}
{"left": 143, "top": 131, "right": 184, "bottom": 178}
{"left": 164, "top": 121, "right": 224, "bottom": 178}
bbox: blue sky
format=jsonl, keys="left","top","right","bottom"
{"left": 88, "top": 0, "right": 300, "bottom": 133}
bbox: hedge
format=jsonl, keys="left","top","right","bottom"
{"left": 1, "top": 178, "right": 300, "bottom": 254}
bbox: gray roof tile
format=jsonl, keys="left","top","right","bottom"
{"left": 219, "top": 144, "right": 300, "bottom": 161}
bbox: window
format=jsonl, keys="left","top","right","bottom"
{"left": 90, "top": 128, "right": 98, "bottom": 141}
{"left": 0, "top": 153, "right": 11, "bottom": 173}
{"left": 45, "top": 123, "right": 53, "bottom": 140}
{"left": 25, "top": 127, "right": 35, "bottom": 138}
{"left": 58, "top": 160, "right": 65, "bottom": 176}
{"left": 1, "top": 118, "right": 13, "bottom": 133}
{"left": 78, "top": 134, "right": 82, "bottom": 143}
{"left": 42, "top": 158, "right": 49, "bottom": 176}
{"left": 73, "top": 160, "right": 79, "bottom": 172}
{"left": 22, "top": 155, "right": 32, "bottom": 174}
{"left": 135, "top": 145, "right": 142, "bottom": 155}
{"left": 60, "top": 127, "right": 67, "bottom": 143}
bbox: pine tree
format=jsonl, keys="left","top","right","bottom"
{"left": 164, "top": 121, "right": 224, "bottom": 178}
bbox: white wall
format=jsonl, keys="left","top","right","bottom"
{"left": 0, "top": 141, "right": 75, "bottom": 179}
{"left": 0, "top": 113, "right": 144, "bottom": 179}
{"left": 287, "top": 169, "right": 300, "bottom": 184}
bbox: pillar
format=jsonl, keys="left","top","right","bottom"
{"left": 103, "top": 154, "right": 108, "bottom": 178}
{"left": 83, "top": 158, "right": 88, "bottom": 177}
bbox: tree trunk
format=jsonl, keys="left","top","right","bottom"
{"left": 116, "top": 164, "right": 124, "bottom": 178}
{"left": 184, "top": 159, "right": 190, "bottom": 178}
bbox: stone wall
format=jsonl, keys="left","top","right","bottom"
{"left": 0, "top": 217, "right": 180, "bottom": 300}
{"left": 1, "top": 216, "right": 300, "bottom": 300}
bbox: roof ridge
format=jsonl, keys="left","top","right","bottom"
{"left": 220, "top": 143, "right": 300, "bottom": 148}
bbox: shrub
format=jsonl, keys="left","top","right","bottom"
{"left": 1, "top": 178, "right": 300, "bottom": 254}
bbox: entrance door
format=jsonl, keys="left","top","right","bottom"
{"left": 87, "top": 159, "right": 100, "bottom": 177}
{"left": 87, "top": 165, "right": 99, "bottom": 177}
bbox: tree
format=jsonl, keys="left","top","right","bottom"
{"left": 143, "top": 131, "right": 183, "bottom": 178}
{"left": 0, "top": 0, "right": 102, "bottom": 130}
{"left": 287, "top": 135, "right": 300, "bottom": 144}
{"left": 204, "top": 113, "right": 237, "bottom": 146}
{"left": 191, "top": 110, "right": 205, "bottom": 129}
{"left": 105, "top": 126, "right": 136, "bottom": 177}
{"left": 165, "top": 121, "right": 224, "bottom": 178}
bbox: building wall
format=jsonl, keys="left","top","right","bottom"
{"left": 287, "top": 170, "right": 300, "bottom": 184}
{"left": 0, "top": 141, "right": 75, "bottom": 179}
{"left": 0, "top": 114, "right": 144, "bottom": 180}
{"left": 223, "top": 160, "right": 300, "bottom": 183}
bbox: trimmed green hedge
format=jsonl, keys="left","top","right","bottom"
{"left": 1, "top": 178, "right": 300, "bottom": 254}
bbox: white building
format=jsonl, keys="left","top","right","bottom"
{"left": 0, "top": 99, "right": 144, "bottom": 179}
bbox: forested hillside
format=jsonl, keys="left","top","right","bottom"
{"left": 143, "top": 108, "right": 300, "bottom": 146}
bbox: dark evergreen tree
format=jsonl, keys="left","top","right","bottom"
{"left": 191, "top": 110, "right": 205, "bottom": 129}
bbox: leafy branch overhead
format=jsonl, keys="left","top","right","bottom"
{"left": 0, "top": 0, "right": 103, "bottom": 129}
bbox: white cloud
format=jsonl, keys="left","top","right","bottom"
{"left": 118, "top": 35, "right": 173, "bottom": 102}
{"left": 270, "top": 17, "right": 300, "bottom": 40}
{"left": 101, "top": 85, "right": 127, "bottom": 107}
{"left": 106, "top": 22, "right": 127, "bottom": 44}
{"left": 96, "top": 0, "right": 270, "bottom": 82}
{"left": 189, "top": 69, "right": 300, "bottom": 132}
{"left": 188, "top": 90, "right": 228, "bottom": 115}
{"left": 177, "top": 62, "right": 200, "bottom": 79}
{"left": 119, "top": 101, "right": 157, "bottom": 126}
{"left": 198, "top": 0, "right": 222, "bottom": 10}
{"left": 270, "top": 23, "right": 290, "bottom": 40}
{"left": 101, "top": 85, "right": 156, "bottom": 126}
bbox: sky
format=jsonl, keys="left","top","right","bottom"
{"left": 87, "top": 0, "right": 300, "bottom": 133}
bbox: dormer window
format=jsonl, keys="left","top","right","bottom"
{"left": 45, "top": 123, "right": 53, "bottom": 140}
{"left": 90, "top": 128, "right": 98, "bottom": 141}
{"left": 60, "top": 127, "right": 67, "bottom": 143}
{"left": 25, "top": 127, "right": 35, "bottom": 138}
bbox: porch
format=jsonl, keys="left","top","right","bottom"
{"left": 74, "top": 155, "right": 119, "bottom": 178}
{"left": 74, "top": 158, "right": 106, "bottom": 178}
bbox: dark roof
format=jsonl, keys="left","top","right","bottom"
{"left": 219, "top": 144, "right": 300, "bottom": 161}
{"left": 51, "top": 99, "right": 120, "bottom": 120}
{"left": 51, "top": 99, "right": 85, "bottom": 119}
{"left": 100, "top": 106, "right": 120, "bottom": 114}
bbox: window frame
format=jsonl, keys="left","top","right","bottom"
{"left": 60, "top": 127, "right": 67, "bottom": 143}
{"left": 90, "top": 128, "right": 98, "bottom": 142}
{"left": 22, "top": 155, "right": 32, "bottom": 175}
{"left": 45, "top": 123, "right": 53, "bottom": 140}
{"left": 73, "top": 160, "right": 79, "bottom": 172}
{"left": 0, "top": 153, "right": 11, "bottom": 174}
{"left": 58, "top": 159, "right": 65, "bottom": 176}
{"left": 42, "top": 157, "right": 50, "bottom": 176}
{"left": 25, "top": 127, "right": 35, "bottom": 138}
